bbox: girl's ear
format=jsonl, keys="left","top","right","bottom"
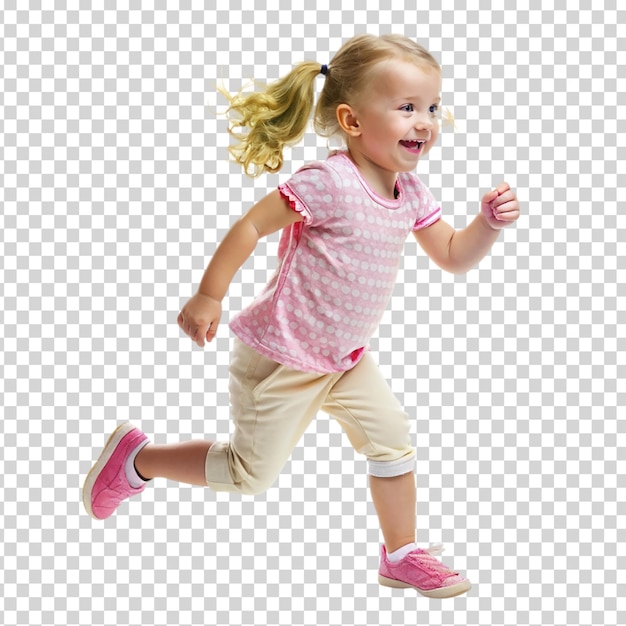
{"left": 336, "top": 104, "right": 361, "bottom": 137}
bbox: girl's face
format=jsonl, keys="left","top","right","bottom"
{"left": 343, "top": 59, "right": 442, "bottom": 197}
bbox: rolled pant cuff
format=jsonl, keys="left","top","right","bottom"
{"left": 204, "top": 441, "right": 241, "bottom": 492}
{"left": 368, "top": 454, "right": 416, "bottom": 478}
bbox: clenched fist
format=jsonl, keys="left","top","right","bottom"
{"left": 177, "top": 292, "right": 222, "bottom": 348}
{"left": 481, "top": 183, "right": 520, "bottom": 230}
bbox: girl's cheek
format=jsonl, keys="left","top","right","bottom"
{"left": 425, "top": 133, "right": 439, "bottom": 154}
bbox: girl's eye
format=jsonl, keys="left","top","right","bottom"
{"left": 429, "top": 104, "right": 439, "bottom": 115}
{"left": 400, "top": 104, "right": 414, "bottom": 112}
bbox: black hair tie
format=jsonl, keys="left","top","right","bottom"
{"left": 320, "top": 64, "right": 329, "bottom": 76}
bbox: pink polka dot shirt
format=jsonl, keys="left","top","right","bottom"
{"left": 229, "top": 151, "right": 441, "bottom": 373}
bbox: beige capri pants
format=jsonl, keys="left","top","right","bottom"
{"left": 205, "top": 339, "right": 416, "bottom": 495}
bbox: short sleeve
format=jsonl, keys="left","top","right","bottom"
{"left": 411, "top": 177, "right": 442, "bottom": 231}
{"left": 278, "top": 161, "right": 341, "bottom": 228}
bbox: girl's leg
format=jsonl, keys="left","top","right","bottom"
{"left": 369, "top": 471, "right": 416, "bottom": 553}
{"left": 134, "top": 440, "right": 213, "bottom": 486}
{"left": 83, "top": 339, "right": 332, "bottom": 518}
{"left": 321, "top": 355, "right": 471, "bottom": 597}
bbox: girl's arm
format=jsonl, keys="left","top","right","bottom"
{"left": 413, "top": 182, "right": 520, "bottom": 274}
{"left": 178, "top": 190, "right": 303, "bottom": 347}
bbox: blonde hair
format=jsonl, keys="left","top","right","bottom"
{"left": 221, "top": 34, "right": 441, "bottom": 177}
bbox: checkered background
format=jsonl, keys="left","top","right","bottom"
{"left": 1, "top": 1, "right": 623, "bottom": 625}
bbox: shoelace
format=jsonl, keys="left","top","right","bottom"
{"left": 425, "top": 543, "right": 444, "bottom": 555}
{"left": 406, "top": 544, "right": 459, "bottom": 578}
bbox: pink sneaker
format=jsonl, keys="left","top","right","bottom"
{"left": 83, "top": 423, "right": 149, "bottom": 520}
{"left": 378, "top": 544, "right": 472, "bottom": 598}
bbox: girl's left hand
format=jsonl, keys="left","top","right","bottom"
{"left": 481, "top": 183, "right": 520, "bottom": 230}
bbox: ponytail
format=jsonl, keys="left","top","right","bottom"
{"left": 220, "top": 62, "right": 323, "bottom": 177}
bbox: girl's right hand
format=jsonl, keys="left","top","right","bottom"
{"left": 177, "top": 292, "right": 222, "bottom": 347}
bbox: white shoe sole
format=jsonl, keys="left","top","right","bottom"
{"left": 379, "top": 574, "right": 472, "bottom": 598}
{"left": 82, "top": 422, "right": 136, "bottom": 519}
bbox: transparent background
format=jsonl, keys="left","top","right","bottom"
{"left": 1, "top": 1, "right": 623, "bottom": 625}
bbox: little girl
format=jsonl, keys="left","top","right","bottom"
{"left": 83, "top": 33, "right": 520, "bottom": 598}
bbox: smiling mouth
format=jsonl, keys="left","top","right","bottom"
{"left": 400, "top": 140, "right": 425, "bottom": 152}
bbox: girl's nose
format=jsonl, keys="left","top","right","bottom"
{"left": 415, "top": 113, "right": 434, "bottom": 131}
